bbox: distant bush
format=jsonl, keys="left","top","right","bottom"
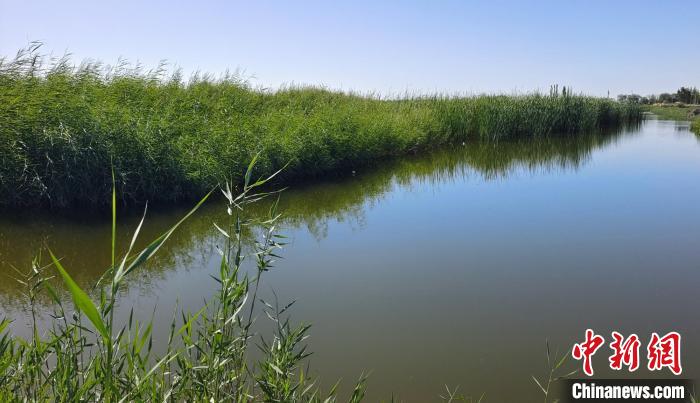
{"left": 619, "top": 87, "right": 699, "bottom": 106}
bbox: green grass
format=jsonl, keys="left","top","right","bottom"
{"left": 0, "top": 45, "right": 641, "bottom": 209}
{"left": 642, "top": 104, "right": 700, "bottom": 122}
{"left": 642, "top": 104, "right": 700, "bottom": 136}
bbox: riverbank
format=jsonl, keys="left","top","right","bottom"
{"left": 642, "top": 104, "right": 700, "bottom": 122}
{"left": 0, "top": 49, "right": 641, "bottom": 209}
{"left": 641, "top": 104, "right": 700, "bottom": 135}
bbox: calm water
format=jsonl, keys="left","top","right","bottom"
{"left": 1, "top": 119, "right": 699, "bottom": 401}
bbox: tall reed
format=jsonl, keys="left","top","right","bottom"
{"left": 0, "top": 44, "right": 642, "bottom": 209}
{"left": 0, "top": 158, "right": 367, "bottom": 401}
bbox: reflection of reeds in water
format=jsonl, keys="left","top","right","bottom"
{"left": 0, "top": 127, "right": 636, "bottom": 305}
{"left": 0, "top": 162, "right": 369, "bottom": 401}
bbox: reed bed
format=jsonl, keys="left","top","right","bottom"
{"left": 0, "top": 45, "right": 642, "bottom": 209}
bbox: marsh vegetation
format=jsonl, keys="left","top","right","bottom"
{"left": 4, "top": 120, "right": 699, "bottom": 399}
{"left": 0, "top": 161, "right": 371, "bottom": 401}
{"left": 9, "top": 44, "right": 698, "bottom": 401}
{"left": 1, "top": 120, "right": 699, "bottom": 400}
{"left": 0, "top": 45, "right": 641, "bottom": 209}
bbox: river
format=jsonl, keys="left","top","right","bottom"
{"left": 1, "top": 118, "right": 699, "bottom": 401}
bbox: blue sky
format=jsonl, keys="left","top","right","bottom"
{"left": 1, "top": 0, "right": 698, "bottom": 96}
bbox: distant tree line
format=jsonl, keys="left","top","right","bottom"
{"left": 617, "top": 87, "right": 700, "bottom": 105}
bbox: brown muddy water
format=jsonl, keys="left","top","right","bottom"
{"left": 1, "top": 119, "right": 699, "bottom": 401}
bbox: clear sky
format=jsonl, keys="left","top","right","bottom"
{"left": 1, "top": 0, "right": 698, "bottom": 97}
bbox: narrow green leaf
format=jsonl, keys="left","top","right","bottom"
{"left": 244, "top": 152, "right": 260, "bottom": 188}
{"left": 50, "top": 250, "right": 109, "bottom": 342}
{"left": 177, "top": 306, "right": 207, "bottom": 336}
{"left": 111, "top": 167, "right": 116, "bottom": 269}
{"left": 0, "top": 319, "right": 9, "bottom": 334}
{"left": 531, "top": 375, "right": 547, "bottom": 395}
{"left": 251, "top": 162, "right": 288, "bottom": 188}
{"left": 269, "top": 363, "right": 284, "bottom": 375}
{"left": 554, "top": 351, "right": 568, "bottom": 370}
{"left": 44, "top": 283, "right": 61, "bottom": 304}
{"left": 123, "top": 190, "right": 212, "bottom": 277}
{"left": 113, "top": 204, "right": 149, "bottom": 284}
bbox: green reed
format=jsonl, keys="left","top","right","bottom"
{"left": 0, "top": 159, "right": 368, "bottom": 402}
{"left": 0, "top": 156, "right": 584, "bottom": 401}
{"left": 0, "top": 44, "right": 642, "bottom": 209}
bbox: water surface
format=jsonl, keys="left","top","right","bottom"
{"left": 1, "top": 119, "right": 699, "bottom": 401}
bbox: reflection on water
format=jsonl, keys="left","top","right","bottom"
{"left": 0, "top": 127, "right": 629, "bottom": 298}
{"left": 1, "top": 120, "right": 699, "bottom": 401}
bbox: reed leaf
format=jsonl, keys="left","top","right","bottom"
{"left": 49, "top": 250, "right": 109, "bottom": 342}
